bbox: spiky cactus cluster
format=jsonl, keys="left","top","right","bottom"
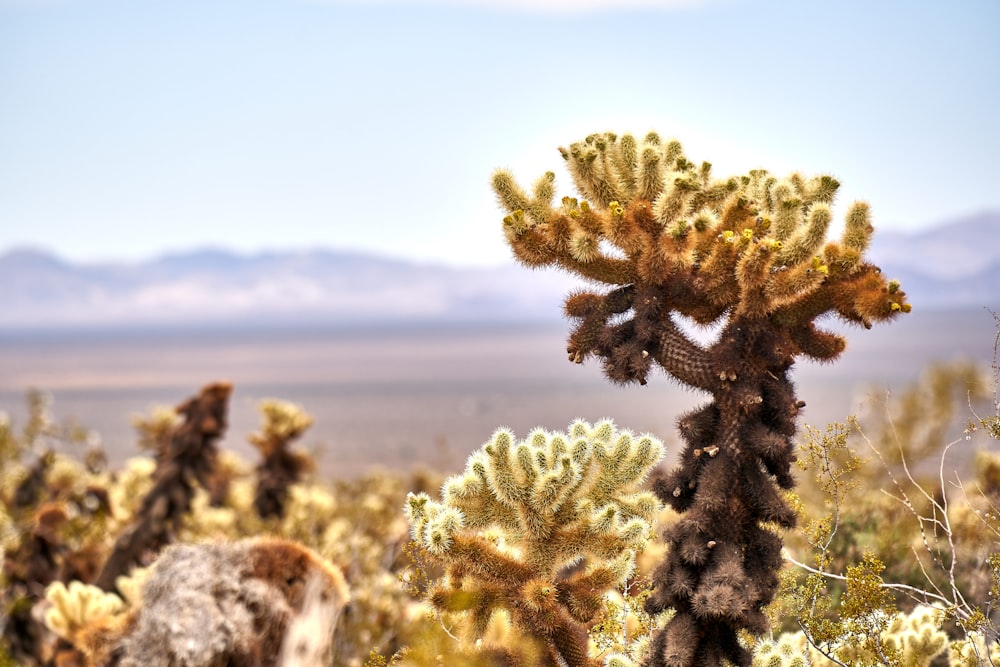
{"left": 493, "top": 131, "right": 909, "bottom": 666}
{"left": 752, "top": 634, "right": 810, "bottom": 667}
{"left": 405, "top": 419, "right": 665, "bottom": 667}
{"left": 873, "top": 605, "right": 949, "bottom": 666}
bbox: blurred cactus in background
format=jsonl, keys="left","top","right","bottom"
{"left": 94, "top": 382, "right": 233, "bottom": 593}
{"left": 405, "top": 419, "right": 664, "bottom": 666}
{"left": 493, "top": 131, "right": 909, "bottom": 666}
{"left": 249, "top": 398, "right": 316, "bottom": 519}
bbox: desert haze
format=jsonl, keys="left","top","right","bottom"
{"left": 1, "top": 211, "right": 997, "bottom": 476}
{"left": 0, "top": 308, "right": 995, "bottom": 478}
{"left": 0, "top": 211, "right": 997, "bottom": 329}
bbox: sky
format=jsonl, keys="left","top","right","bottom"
{"left": 1, "top": 0, "right": 998, "bottom": 268}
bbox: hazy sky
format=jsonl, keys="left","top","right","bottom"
{"left": 1, "top": 0, "right": 997, "bottom": 267}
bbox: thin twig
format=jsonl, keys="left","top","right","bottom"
{"left": 795, "top": 620, "right": 850, "bottom": 667}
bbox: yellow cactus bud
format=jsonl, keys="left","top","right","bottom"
{"left": 609, "top": 201, "right": 625, "bottom": 217}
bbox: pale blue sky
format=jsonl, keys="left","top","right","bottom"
{"left": 1, "top": 0, "right": 997, "bottom": 267}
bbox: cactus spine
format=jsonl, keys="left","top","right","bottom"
{"left": 492, "top": 131, "right": 909, "bottom": 666}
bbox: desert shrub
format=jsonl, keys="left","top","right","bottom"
{"left": 777, "top": 314, "right": 1000, "bottom": 665}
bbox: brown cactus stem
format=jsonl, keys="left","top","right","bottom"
{"left": 651, "top": 316, "right": 715, "bottom": 391}
{"left": 644, "top": 316, "right": 798, "bottom": 667}
{"left": 95, "top": 382, "right": 232, "bottom": 592}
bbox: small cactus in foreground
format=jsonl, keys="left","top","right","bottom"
{"left": 493, "top": 131, "right": 909, "bottom": 666}
{"left": 405, "top": 419, "right": 665, "bottom": 666}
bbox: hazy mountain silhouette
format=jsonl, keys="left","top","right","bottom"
{"left": 867, "top": 211, "right": 1000, "bottom": 310}
{"left": 1, "top": 212, "right": 996, "bottom": 330}
{"left": 0, "top": 247, "right": 578, "bottom": 329}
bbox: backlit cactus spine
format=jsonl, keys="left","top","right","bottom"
{"left": 492, "top": 131, "right": 909, "bottom": 666}
{"left": 405, "top": 419, "right": 664, "bottom": 667}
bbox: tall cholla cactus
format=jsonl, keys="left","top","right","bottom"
{"left": 492, "top": 131, "right": 910, "bottom": 667}
{"left": 405, "top": 419, "right": 665, "bottom": 667}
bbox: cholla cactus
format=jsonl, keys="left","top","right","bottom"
{"left": 493, "top": 131, "right": 909, "bottom": 666}
{"left": 405, "top": 419, "right": 665, "bottom": 667}
{"left": 95, "top": 382, "right": 233, "bottom": 592}
{"left": 877, "top": 604, "right": 949, "bottom": 666}
{"left": 248, "top": 399, "right": 315, "bottom": 519}
{"left": 751, "top": 633, "right": 810, "bottom": 667}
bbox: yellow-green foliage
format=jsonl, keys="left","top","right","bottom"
{"left": 754, "top": 605, "right": 951, "bottom": 667}
{"left": 130, "top": 405, "right": 181, "bottom": 455}
{"left": 949, "top": 631, "right": 1000, "bottom": 666}
{"left": 251, "top": 398, "right": 315, "bottom": 451}
{"left": 779, "top": 356, "right": 1000, "bottom": 667}
{"left": 321, "top": 474, "right": 423, "bottom": 667}
{"left": 405, "top": 419, "right": 664, "bottom": 665}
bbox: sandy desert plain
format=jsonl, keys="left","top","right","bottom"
{"left": 0, "top": 306, "right": 996, "bottom": 479}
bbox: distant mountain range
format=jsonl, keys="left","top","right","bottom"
{"left": 867, "top": 211, "right": 1000, "bottom": 308}
{"left": 1, "top": 211, "right": 997, "bottom": 330}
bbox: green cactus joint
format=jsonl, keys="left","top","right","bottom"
{"left": 404, "top": 420, "right": 664, "bottom": 667}
{"left": 491, "top": 131, "right": 909, "bottom": 667}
